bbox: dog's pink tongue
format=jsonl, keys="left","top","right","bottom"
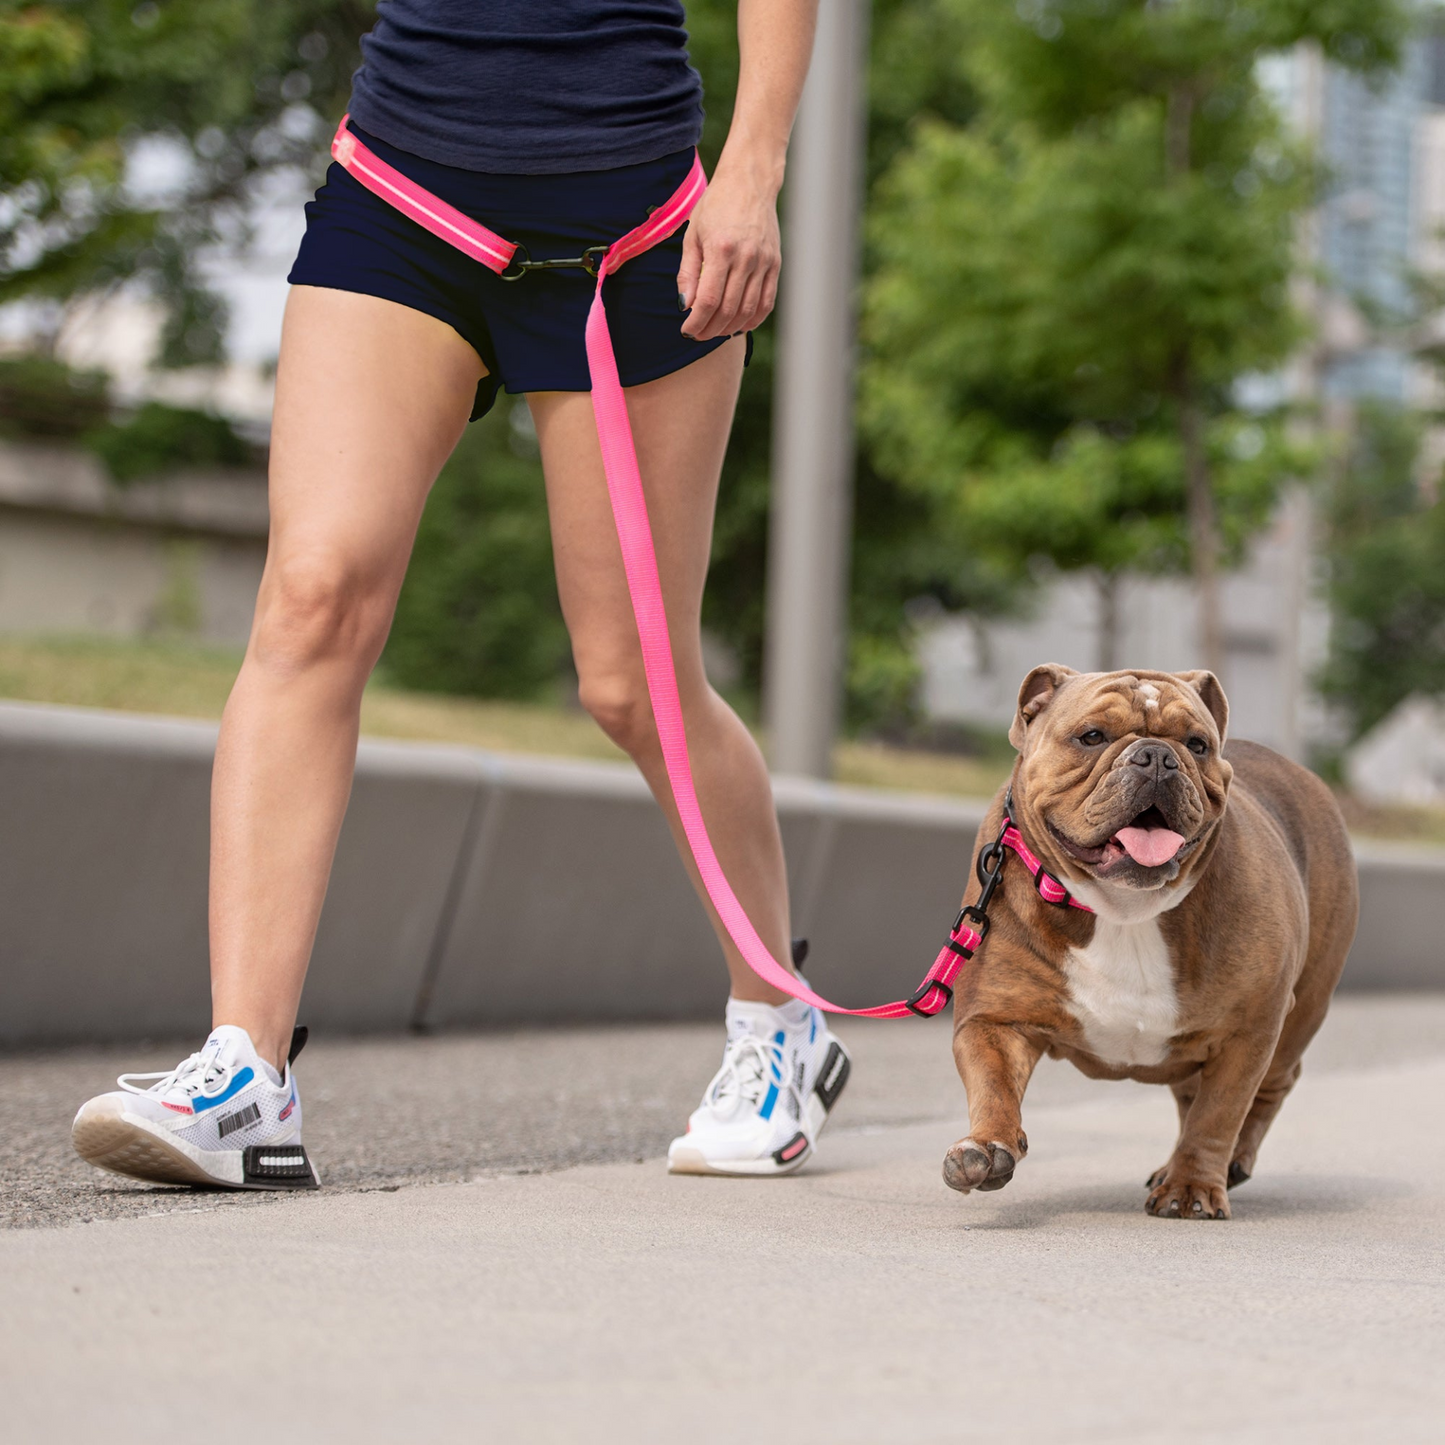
{"left": 1115, "top": 826, "right": 1185, "bottom": 867}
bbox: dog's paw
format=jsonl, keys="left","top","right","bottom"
{"left": 943, "top": 1137, "right": 1019, "bottom": 1194}
{"left": 1145, "top": 1168, "right": 1229, "bottom": 1220}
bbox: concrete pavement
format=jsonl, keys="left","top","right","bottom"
{"left": 3, "top": 996, "right": 1444, "bottom": 1442}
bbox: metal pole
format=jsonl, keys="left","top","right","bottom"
{"left": 762, "top": 0, "right": 870, "bottom": 778}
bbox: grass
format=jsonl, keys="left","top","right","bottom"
{"left": 2, "top": 633, "right": 1442, "bottom": 846}
{"left": 0, "top": 633, "right": 1015, "bottom": 795}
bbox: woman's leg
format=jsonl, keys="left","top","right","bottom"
{"left": 209, "top": 287, "right": 483, "bottom": 1073}
{"left": 528, "top": 338, "right": 793, "bottom": 1004}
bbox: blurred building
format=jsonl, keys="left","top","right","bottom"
{"left": 0, "top": 160, "right": 298, "bottom": 647}
{"left": 920, "top": 27, "right": 1445, "bottom": 760}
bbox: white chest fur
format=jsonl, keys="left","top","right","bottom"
{"left": 1063, "top": 917, "right": 1180, "bottom": 1067}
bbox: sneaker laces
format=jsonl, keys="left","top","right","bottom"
{"left": 703, "top": 1031, "right": 786, "bottom": 1120}
{"left": 117, "top": 1049, "right": 230, "bottom": 1101}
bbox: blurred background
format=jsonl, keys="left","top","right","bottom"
{"left": 1, "top": 0, "right": 1442, "bottom": 835}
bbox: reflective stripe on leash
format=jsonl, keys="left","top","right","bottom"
{"left": 329, "top": 116, "right": 1090, "bottom": 1018}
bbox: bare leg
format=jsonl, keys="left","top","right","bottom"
{"left": 528, "top": 339, "right": 794, "bottom": 1004}
{"left": 209, "top": 288, "right": 483, "bottom": 1072}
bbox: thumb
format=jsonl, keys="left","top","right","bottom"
{"left": 677, "top": 223, "right": 703, "bottom": 311}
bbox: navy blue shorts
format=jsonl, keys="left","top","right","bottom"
{"left": 287, "top": 125, "right": 745, "bottom": 421}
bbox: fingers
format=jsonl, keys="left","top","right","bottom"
{"left": 680, "top": 238, "right": 734, "bottom": 341}
{"left": 733, "top": 266, "right": 773, "bottom": 336}
{"left": 700, "top": 243, "right": 754, "bottom": 339}
{"left": 676, "top": 226, "right": 703, "bottom": 312}
{"left": 683, "top": 246, "right": 779, "bottom": 341}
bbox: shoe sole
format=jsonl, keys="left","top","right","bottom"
{"left": 668, "top": 1038, "right": 852, "bottom": 1178}
{"left": 72, "top": 1097, "right": 319, "bottom": 1191}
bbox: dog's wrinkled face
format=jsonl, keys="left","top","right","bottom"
{"left": 1008, "top": 665, "right": 1234, "bottom": 896}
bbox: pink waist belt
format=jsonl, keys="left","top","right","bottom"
{"left": 329, "top": 117, "right": 1089, "bottom": 1017}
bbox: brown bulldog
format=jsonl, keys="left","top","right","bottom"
{"left": 944, "top": 665, "right": 1357, "bottom": 1218}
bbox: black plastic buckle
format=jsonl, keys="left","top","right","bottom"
{"left": 500, "top": 243, "right": 608, "bottom": 281}
{"left": 905, "top": 976, "right": 953, "bottom": 1017}
{"left": 947, "top": 904, "right": 989, "bottom": 959}
{"left": 952, "top": 904, "right": 991, "bottom": 940}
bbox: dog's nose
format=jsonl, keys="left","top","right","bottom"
{"left": 1129, "top": 742, "right": 1179, "bottom": 773}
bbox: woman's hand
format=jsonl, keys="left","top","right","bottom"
{"left": 676, "top": 162, "right": 782, "bottom": 342}
{"left": 676, "top": 0, "right": 816, "bottom": 344}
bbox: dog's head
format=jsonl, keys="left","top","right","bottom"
{"left": 1007, "top": 665, "right": 1233, "bottom": 911}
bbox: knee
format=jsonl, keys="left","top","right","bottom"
{"left": 577, "top": 671, "right": 658, "bottom": 756}
{"left": 252, "top": 554, "right": 392, "bottom": 675}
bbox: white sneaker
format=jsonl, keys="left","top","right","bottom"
{"left": 71, "top": 1024, "right": 319, "bottom": 1190}
{"left": 667, "top": 995, "right": 851, "bottom": 1176}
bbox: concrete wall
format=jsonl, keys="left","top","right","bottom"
{"left": 0, "top": 701, "right": 1438, "bottom": 1046}
{"left": 0, "top": 442, "right": 268, "bottom": 645}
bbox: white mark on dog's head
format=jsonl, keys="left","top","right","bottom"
{"left": 1137, "top": 681, "right": 1160, "bottom": 711}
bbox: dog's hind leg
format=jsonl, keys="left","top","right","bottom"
{"left": 1228, "top": 1059, "right": 1302, "bottom": 1187}
{"left": 1228, "top": 964, "right": 1339, "bottom": 1186}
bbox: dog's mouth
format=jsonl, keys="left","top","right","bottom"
{"left": 1048, "top": 806, "right": 1194, "bottom": 875}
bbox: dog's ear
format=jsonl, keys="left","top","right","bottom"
{"left": 1174, "top": 669, "right": 1229, "bottom": 745}
{"left": 1009, "top": 664, "right": 1079, "bottom": 751}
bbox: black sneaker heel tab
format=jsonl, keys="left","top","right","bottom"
{"left": 243, "top": 1143, "right": 318, "bottom": 1190}
{"left": 288, "top": 1025, "right": 309, "bottom": 1065}
{"left": 812, "top": 1041, "right": 851, "bottom": 1113}
{"left": 791, "top": 938, "right": 809, "bottom": 967}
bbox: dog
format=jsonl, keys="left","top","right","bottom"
{"left": 944, "top": 664, "right": 1357, "bottom": 1218}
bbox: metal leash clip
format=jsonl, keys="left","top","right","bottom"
{"left": 500, "top": 243, "right": 609, "bottom": 281}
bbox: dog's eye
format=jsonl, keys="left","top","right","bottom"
{"left": 1187, "top": 736, "right": 1208, "bottom": 756}
{"left": 1078, "top": 729, "right": 1107, "bottom": 747}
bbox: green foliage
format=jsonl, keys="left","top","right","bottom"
{"left": 83, "top": 400, "right": 253, "bottom": 481}
{"left": 0, "top": 0, "right": 375, "bottom": 357}
{"left": 861, "top": 0, "right": 1409, "bottom": 634}
{"left": 953, "top": 418, "right": 1311, "bottom": 577}
{"left": 0, "top": 353, "right": 109, "bottom": 436}
{"left": 691, "top": 0, "right": 1017, "bottom": 731}
{"left": 1319, "top": 404, "right": 1445, "bottom": 739}
{"left": 385, "top": 403, "right": 571, "bottom": 701}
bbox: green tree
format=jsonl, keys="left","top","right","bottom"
{"left": 386, "top": 401, "right": 570, "bottom": 700}
{"left": 1319, "top": 403, "right": 1445, "bottom": 739}
{"left": 863, "top": 0, "right": 1408, "bottom": 677}
{"left": 0, "top": 0, "right": 1028, "bottom": 721}
{"left": 696, "top": 0, "right": 1021, "bottom": 729}
{"left": 1, "top": 0, "right": 373, "bottom": 362}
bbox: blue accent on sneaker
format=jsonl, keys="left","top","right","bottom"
{"left": 809, "top": 1011, "right": 817, "bottom": 1043}
{"left": 760, "top": 1082, "right": 779, "bottom": 1120}
{"left": 191, "top": 1066, "right": 255, "bottom": 1113}
{"left": 769, "top": 1029, "right": 784, "bottom": 1082}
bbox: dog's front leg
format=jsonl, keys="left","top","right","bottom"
{"left": 944, "top": 1021, "right": 1043, "bottom": 1194}
{"left": 1145, "top": 1032, "right": 1277, "bottom": 1220}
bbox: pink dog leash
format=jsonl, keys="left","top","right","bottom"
{"left": 329, "top": 117, "right": 1089, "bottom": 1017}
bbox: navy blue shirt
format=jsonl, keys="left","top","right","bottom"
{"left": 348, "top": 1, "right": 706, "bottom": 174}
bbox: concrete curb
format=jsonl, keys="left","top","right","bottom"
{"left": 0, "top": 701, "right": 1438, "bottom": 1044}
